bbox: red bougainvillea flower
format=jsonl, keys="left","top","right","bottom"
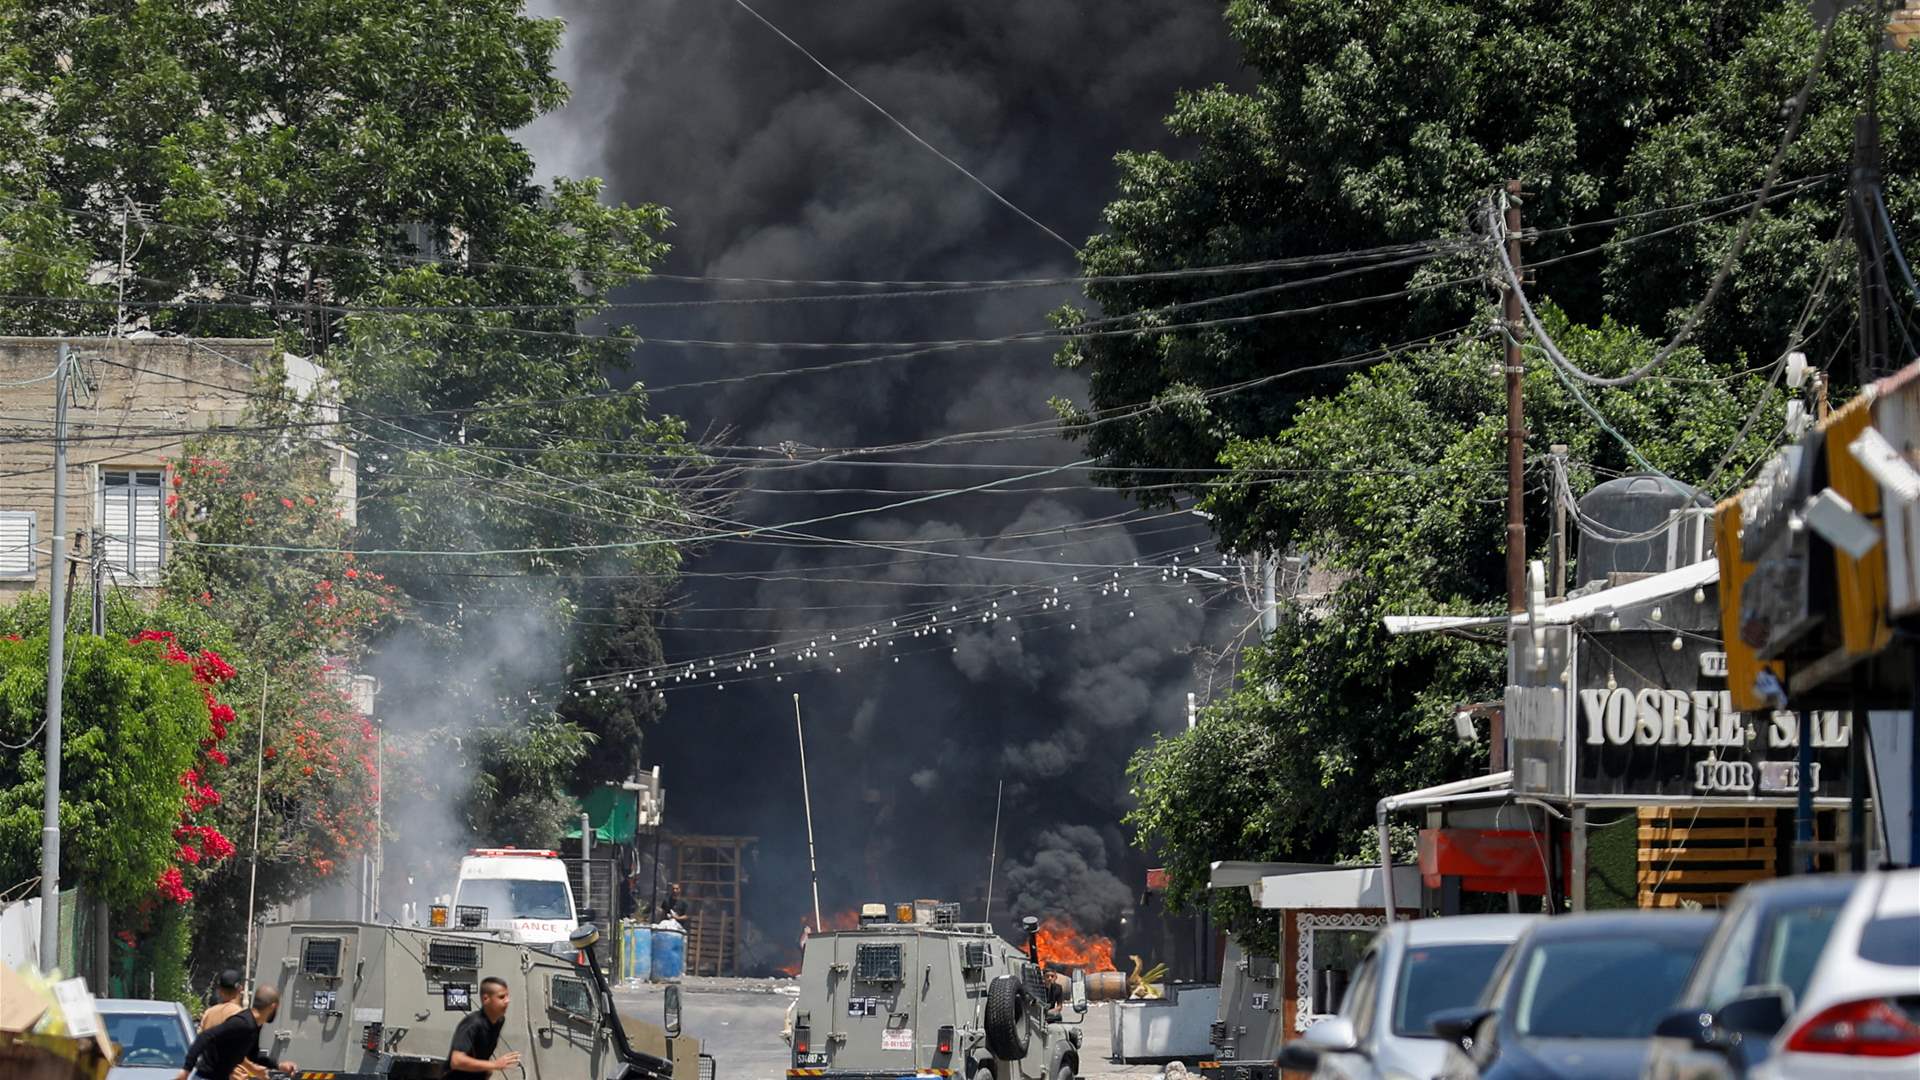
{"left": 157, "top": 866, "right": 193, "bottom": 904}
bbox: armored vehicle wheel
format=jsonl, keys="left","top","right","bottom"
{"left": 1053, "top": 1062, "right": 1075, "bottom": 1080}
{"left": 983, "top": 974, "right": 1031, "bottom": 1060}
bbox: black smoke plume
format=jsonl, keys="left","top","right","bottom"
{"left": 518, "top": 0, "right": 1246, "bottom": 965}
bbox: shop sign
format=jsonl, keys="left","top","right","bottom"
{"left": 1572, "top": 633, "right": 1851, "bottom": 800}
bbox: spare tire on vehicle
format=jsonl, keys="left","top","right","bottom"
{"left": 984, "top": 974, "right": 1031, "bottom": 1060}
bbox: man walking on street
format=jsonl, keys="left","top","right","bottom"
{"left": 199, "top": 970, "right": 245, "bottom": 1032}
{"left": 174, "top": 985, "right": 295, "bottom": 1080}
{"left": 447, "top": 976, "right": 523, "bottom": 1078}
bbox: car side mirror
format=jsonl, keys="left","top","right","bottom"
{"left": 1277, "top": 1017, "right": 1360, "bottom": 1071}
{"left": 1654, "top": 1007, "right": 1717, "bottom": 1047}
{"left": 1429, "top": 1006, "right": 1494, "bottom": 1053}
{"left": 1716, "top": 987, "right": 1790, "bottom": 1037}
{"left": 663, "top": 984, "right": 683, "bottom": 1038}
{"left": 1070, "top": 970, "right": 1089, "bottom": 1015}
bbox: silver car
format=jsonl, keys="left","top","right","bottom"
{"left": 95, "top": 997, "right": 195, "bottom": 1079}
{"left": 1280, "top": 914, "right": 1537, "bottom": 1080}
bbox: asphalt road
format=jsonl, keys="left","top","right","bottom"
{"left": 613, "top": 977, "right": 1172, "bottom": 1079}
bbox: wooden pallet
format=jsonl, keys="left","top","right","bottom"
{"left": 1636, "top": 807, "right": 1777, "bottom": 909}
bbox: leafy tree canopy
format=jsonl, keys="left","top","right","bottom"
{"left": 1126, "top": 314, "right": 1789, "bottom": 936}
{"left": 1057, "top": 0, "right": 1918, "bottom": 535}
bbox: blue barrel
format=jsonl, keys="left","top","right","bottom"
{"left": 650, "top": 925, "right": 685, "bottom": 981}
{"left": 620, "top": 924, "right": 653, "bottom": 982}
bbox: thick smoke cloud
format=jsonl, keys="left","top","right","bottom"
{"left": 1000, "top": 825, "right": 1138, "bottom": 932}
{"left": 516, "top": 0, "right": 1246, "bottom": 964}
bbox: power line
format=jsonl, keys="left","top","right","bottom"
{"left": 724, "top": 0, "right": 1075, "bottom": 252}
{"left": 1493, "top": 5, "right": 1840, "bottom": 387}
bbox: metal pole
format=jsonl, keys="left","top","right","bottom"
{"left": 1260, "top": 556, "right": 1278, "bottom": 635}
{"left": 1549, "top": 444, "right": 1570, "bottom": 599}
{"left": 1570, "top": 806, "right": 1588, "bottom": 911}
{"left": 38, "top": 345, "right": 70, "bottom": 967}
{"left": 1849, "top": 707, "right": 1869, "bottom": 872}
{"left": 1504, "top": 180, "right": 1527, "bottom": 615}
{"left": 373, "top": 724, "right": 383, "bottom": 920}
{"left": 581, "top": 812, "right": 593, "bottom": 921}
{"left": 983, "top": 780, "right": 1004, "bottom": 924}
{"left": 242, "top": 675, "right": 268, "bottom": 1001}
{"left": 793, "top": 694, "right": 822, "bottom": 931}
{"left": 1797, "top": 710, "right": 1816, "bottom": 873}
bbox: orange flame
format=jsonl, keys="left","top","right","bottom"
{"left": 779, "top": 909, "right": 863, "bottom": 976}
{"left": 1032, "top": 916, "right": 1117, "bottom": 972}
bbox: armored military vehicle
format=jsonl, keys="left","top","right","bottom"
{"left": 1202, "top": 939, "right": 1283, "bottom": 1080}
{"left": 250, "top": 918, "right": 711, "bottom": 1079}
{"left": 787, "top": 901, "right": 1125, "bottom": 1080}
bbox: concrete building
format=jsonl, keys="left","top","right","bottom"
{"left": 0, "top": 336, "right": 354, "bottom": 595}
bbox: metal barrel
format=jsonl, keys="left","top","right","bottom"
{"left": 620, "top": 923, "right": 654, "bottom": 982}
{"left": 650, "top": 925, "right": 685, "bottom": 981}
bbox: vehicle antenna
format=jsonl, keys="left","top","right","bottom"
{"left": 983, "top": 780, "right": 1004, "bottom": 925}
{"left": 794, "top": 694, "right": 823, "bottom": 931}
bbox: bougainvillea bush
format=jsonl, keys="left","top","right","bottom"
{"left": 0, "top": 624, "right": 231, "bottom": 908}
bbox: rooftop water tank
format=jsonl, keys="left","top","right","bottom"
{"left": 1574, "top": 475, "right": 1714, "bottom": 589}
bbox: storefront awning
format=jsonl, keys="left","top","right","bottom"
{"left": 1531, "top": 558, "right": 1718, "bottom": 625}
{"left": 1384, "top": 560, "right": 1719, "bottom": 637}
{"left": 1253, "top": 865, "right": 1422, "bottom": 910}
{"left": 1207, "top": 861, "right": 1332, "bottom": 889}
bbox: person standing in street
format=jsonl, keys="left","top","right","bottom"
{"left": 174, "top": 985, "right": 294, "bottom": 1080}
{"left": 198, "top": 970, "right": 245, "bottom": 1032}
{"left": 447, "top": 976, "right": 523, "bottom": 1078}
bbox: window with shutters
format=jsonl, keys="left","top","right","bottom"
{"left": 0, "top": 511, "right": 35, "bottom": 579}
{"left": 100, "top": 468, "right": 166, "bottom": 584}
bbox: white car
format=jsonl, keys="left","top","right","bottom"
{"left": 96, "top": 998, "right": 194, "bottom": 1079}
{"left": 1750, "top": 867, "right": 1920, "bottom": 1078}
{"left": 1279, "top": 914, "right": 1537, "bottom": 1080}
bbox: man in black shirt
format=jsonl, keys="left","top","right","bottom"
{"left": 174, "top": 985, "right": 295, "bottom": 1080}
{"left": 447, "top": 976, "right": 523, "bottom": 1078}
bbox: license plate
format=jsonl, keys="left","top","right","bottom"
{"left": 797, "top": 1052, "right": 827, "bottom": 1066}
{"left": 881, "top": 1028, "right": 913, "bottom": 1051}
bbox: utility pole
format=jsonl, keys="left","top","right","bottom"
{"left": 1852, "top": 5, "right": 1892, "bottom": 384}
{"left": 1504, "top": 180, "right": 1528, "bottom": 614}
{"left": 39, "top": 345, "right": 70, "bottom": 966}
{"left": 87, "top": 529, "right": 105, "bottom": 990}
{"left": 1549, "top": 444, "right": 1570, "bottom": 599}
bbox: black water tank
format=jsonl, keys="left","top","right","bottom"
{"left": 1574, "top": 475, "right": 1714, "bottom": 588}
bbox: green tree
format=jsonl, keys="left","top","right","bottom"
{"left": 0, "top": 0, "right": 700, "bottom": 853}
{"left": 1127, "top": 315, "right": 1789, "bottom": 933}
{"left": 1056, "top": 1, "right": 1918, "bottom": 530}
{"left": 0, "top": 622, "right": 218, "bottom": 908}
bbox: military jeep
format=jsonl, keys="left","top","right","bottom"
{"left": 787, "top": 903, "right": 1108, "bottom": 1080}
{"left": 250, "top": 919, "right": 710, "bottom": 1079}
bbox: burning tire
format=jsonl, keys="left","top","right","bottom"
{"left": 984, "top": 974, "right": 1031, "bottom": 1060}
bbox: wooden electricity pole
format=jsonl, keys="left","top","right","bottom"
{"left": 1505, "top": 180, "right": 1527, "bottom": 614}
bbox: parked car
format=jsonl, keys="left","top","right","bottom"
{"left": 95, "top": 998, "right": 194, "bottom": 1080}
{"left": 1643, "top": 873, "right": 1857, "bottom": 1080}
{"left": 1744, "top": 867, "right": 1920, "bottom": 1079}
{"left": 1431, "top": 911, "right": 1717, "bottom": 1079}
{"left": 1280, "top": 913, "right": 1538, "bottom": 1080}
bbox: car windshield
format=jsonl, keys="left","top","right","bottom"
{"left": 103, "top": 1010, "right": 188, "bottom": 1067}
{"left": 1758, "top": 907, "right": 1841, "bottom": 995}
{"left": 1512, "top": 934, "right": 1705, "bottom": 1038}
{"left": 1394, "top": 943, "right": 1511, "bottom": 1036}
{"left": 456, "top": 878, "right": 572, "bottom": 920}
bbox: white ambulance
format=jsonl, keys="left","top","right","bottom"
{"left": 446, "top": 847, "right": 580, "bottom": 952}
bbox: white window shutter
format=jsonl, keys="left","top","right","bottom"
{"left": 0, "top": 512, "right": 35, "bottom": 577}
{"left": 132, "top": 474, "right": 163, "bottom": 579}
{"left": 102, "top": 473, "right": 132, "bottom": 582}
